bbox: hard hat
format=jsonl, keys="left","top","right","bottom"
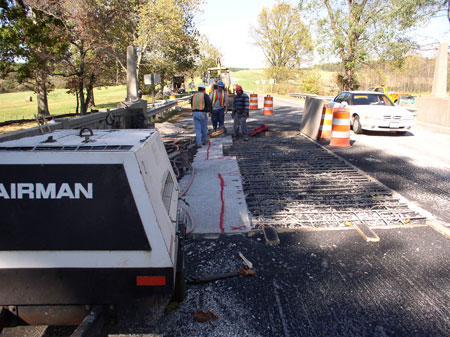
{"left": 198, "top": 83, "right": 205, "bottom": 89}
{"left": 235, "top": 84, "right": 243, "bottom": 92}
{"left": 217, "top": 81, "right": 225, "bottom": 87}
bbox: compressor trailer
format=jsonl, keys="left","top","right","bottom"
{"left": 0, "top": 129, "right": 185, "bottom": 327}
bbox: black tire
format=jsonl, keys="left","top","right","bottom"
{"left": 171, "top": 217, "right": 186, "bottom": 303}
{"left": 172, "top": 269, "right": 186, "bottom": 303}
{"left": 352, "top": 115, "right": 363, "bottom": 134}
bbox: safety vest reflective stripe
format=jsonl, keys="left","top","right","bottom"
{"left": 212, "top": 90, "right": 225, "bottom": 106}
{"left": 192, "top": 93, "right": 204, "bottom": 110}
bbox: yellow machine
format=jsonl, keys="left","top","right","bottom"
{"left": 204, "top": 59, "right": 234, "bottom": 94}
{"left": 204, "top": 59, "right": 235, "bottom": 110}
{"left": 367, "top": 85, "right": 415, "bottom": 106}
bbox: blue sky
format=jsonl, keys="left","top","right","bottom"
{"left": 196, "top": 0, "right": 281, "bottom": 68}
{"left": 196, "top": 0, "right": 450, "bottom": 69}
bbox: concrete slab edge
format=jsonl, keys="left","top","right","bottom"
{"left": 353, "top": 223, "right": 381, "bottom": 242}
{"left": 427, "top": 220, "right": 450, "bottom": 239}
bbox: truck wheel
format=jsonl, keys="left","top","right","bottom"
{"left": 352, "top": 115, "right": 363, "bottom": 134}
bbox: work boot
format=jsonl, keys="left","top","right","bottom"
{"left": 196, "top": 144, "right": 201, "bottom": 148}
{"left": 244, "top": 137, "right": 249, "bottom": 141}
{"left": 202, "top": 140, "right": 208, "bottom": 145}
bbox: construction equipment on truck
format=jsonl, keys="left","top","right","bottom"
{"left": 203, "top": 59, "right": 235, "bottom": 110}
{"left": 367, "top": 85, "right": 416, "bottom": 108}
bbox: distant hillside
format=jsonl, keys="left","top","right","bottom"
{"left": 229, "top": 67, "right": 250, "bottom": 72}
{"left": 230, "top": 68, "right": 339, "bottom": 96}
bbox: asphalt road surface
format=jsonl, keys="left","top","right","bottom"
{"left": 103, "top": 99, "right": 450, "bottom": 337}
{"left": 2, "top": 97, "right": 449, "bottom": 337}
{"left": 327, "top": 123, "right": 450, "bottom": 224}
{"left": 105, "top": 227, "right": 449, "bottom": 337}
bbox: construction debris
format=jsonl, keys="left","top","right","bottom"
{"left": 263, "top": 225, "right": 280, "bottom": 245}
{"left": 186, "top": 267, "right": 256, "bottom": 284}
{"left": 193, "top": 311, "right": 218, "bottom": 323}
{"left": 238, "top": 252, "right": 253, "bottom": 269}
{"left": 209, "top": 129, "right": 226, "bottom": 138}
{"left": 249, "top": 124, "right": 268, "bottom": 137}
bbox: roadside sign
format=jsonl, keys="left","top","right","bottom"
{"left": 144, "top": 74, "right": 161, "bottom": 85}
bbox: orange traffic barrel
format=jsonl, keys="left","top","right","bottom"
{"left": 250, "top": 93, "right": 258, "bottom": 110}
{"left": 317, "top": 104, "right": 333, "bottom": 140}
{"left": 263, "top": 95, "right": 273, "bottom": 115}
{"left": 330, "top": 107, "right": 350, "bottom": 147}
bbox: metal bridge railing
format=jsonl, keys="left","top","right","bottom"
{"left": 0, "top": 96, "right": 191, "bottom": 143}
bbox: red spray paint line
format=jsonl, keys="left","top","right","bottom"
{"left": 231, "top": 225, "right": 247, "bottom": 231}
{"left": 218, "top": 173, "right": 225, "bottom": 233}
{"left": 206, "top": 140, "right": 211, "bottom": 160}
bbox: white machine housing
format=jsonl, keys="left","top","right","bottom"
{"left": 0, "top": 129, "right": 181, "bottom": 308}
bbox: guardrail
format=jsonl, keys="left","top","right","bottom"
{"left": 290, "top": 93, "right": 317, "bottom": 99}
{"left": 289, "top": 93, "right": 334, "bottom": 101}
{"left": 0, "top": 96, "right": 191, "bottom": 143}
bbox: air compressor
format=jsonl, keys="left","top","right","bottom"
{"left": 0, "top": 128, "right": 185, "bottom": 326}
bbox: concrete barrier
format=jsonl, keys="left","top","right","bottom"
{"left": 415, "top": 96, "right": 450, "bottom": 128}
{"left": 300, "top": 96, "right": 333, "bottom": 139}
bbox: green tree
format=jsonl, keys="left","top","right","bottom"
{"left": 0, "top": 0, "right": 69, "bottom": 115}
{"left": 98, "top": 0, "right": 201, "bottom": 96}
{"left": 251, "top": 0, "right": 313, "bottom": 82}
{"left": 136, "top": 0, "right": 200, "bottom": 85}
{"left": 301, "top": 0, "right": 444, "bottom": 90}
{"left": 196, "top": 34, "right": 222, "bottom": 82}
{"left": 27, "top": 0, "right": 120, "bottom": 114}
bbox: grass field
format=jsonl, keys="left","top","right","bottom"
{"left": 231, "top": 69, "right": 265, "bottom": 93}
{"left": 0, "top": 69, "right": 337, "bottom": 123}
{"left": 0, "top": 85, "right": 128, "bottom": 123}
{"left": 230, "top": 69, "right": 339, "bottom": 97}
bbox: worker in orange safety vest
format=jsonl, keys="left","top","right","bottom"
{"left": 190, "top": 83, "right": 213, "bottom": 148}
{"left": 209, "top": 81, "right": 229, "bottom": 132}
